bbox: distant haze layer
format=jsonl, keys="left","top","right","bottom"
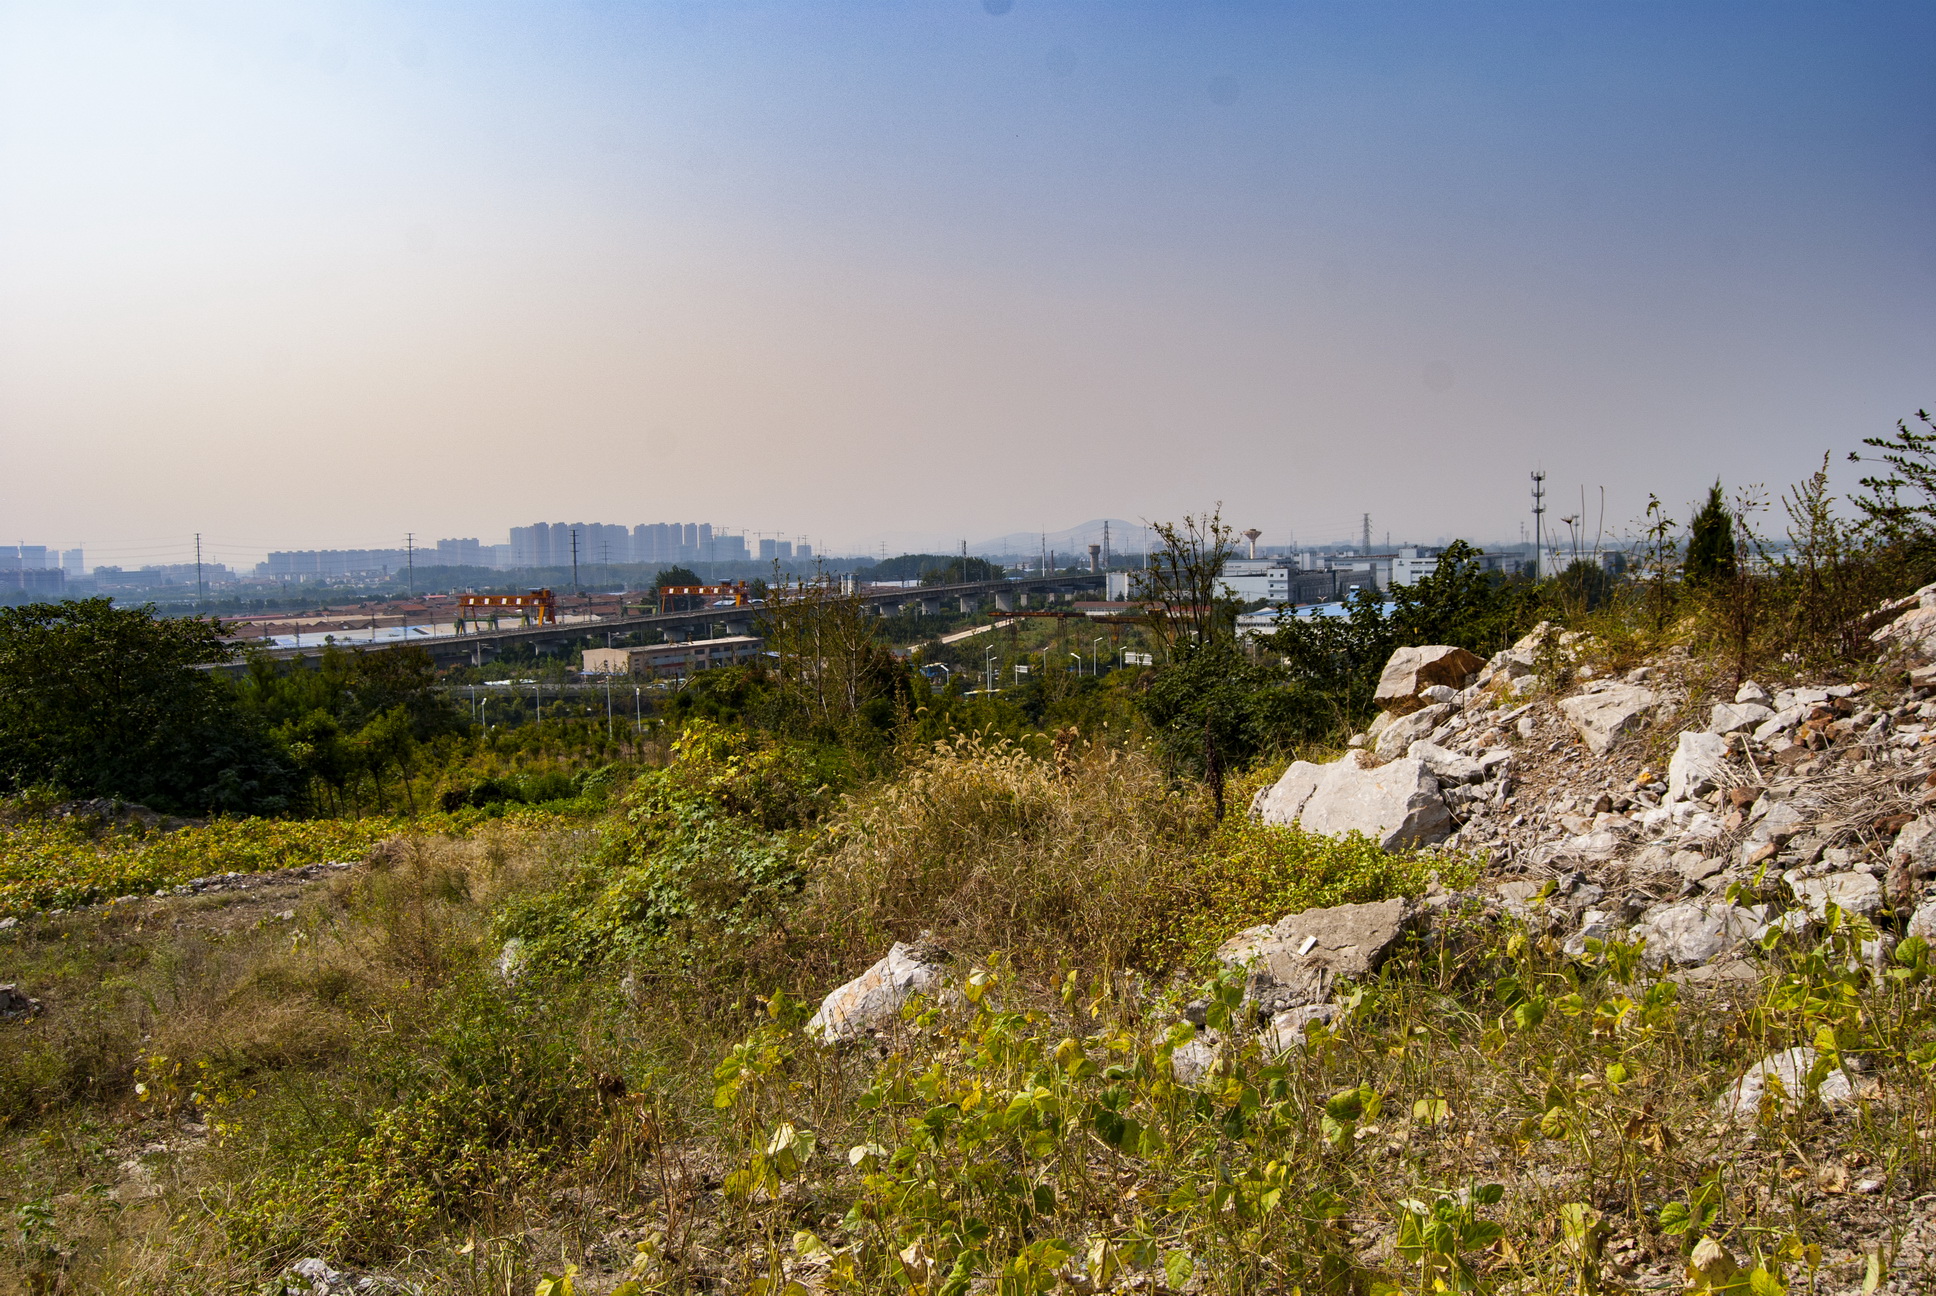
{"left": 0, "top": 2, "right": 1931, "bottom": 572}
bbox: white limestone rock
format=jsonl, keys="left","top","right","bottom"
{"left": 1558, "top": 683, "right": 1659, "bottom": 754}
{"left": 1217, "top": 896, "right": 1414, "bottom": 1013}
{"left": 1907, "top": 899, "right": 1936, "bottom": 944}
{"left": 1261, "top": 1004, "right": 1337, "bottom": 1054}
{"left": 1718, "top": 1047, "right": 1855, "bottom": 1117}
{"left": 1752, "top": 706, "right": 1808, "bottom": 743}
{"left": 1631, "top": 900, "right": 1761, "bottom": 967}
{"left": 807, "top": 942, "right": 953, "bottom": 1043}
{"left": 1252, "top": 750, "right": 1452, "bottom": 851}
{"left": 1407, "top": 740, "right": 1484, "bottom": 785}
{"left": 1374, "top": 704, "right": 1455, "bottom": 760}
{"left": 1784, "top": 870, "right": 1884, "bottom": 920}
{"left": 1667, "top": 731, "right": 1731, "bottom": 804}
{"left": 1373, "top": 645, "right": 1486, "bottom": 715}
{"left": 1708, "top": 701, "right": 1774, "bottom": 735}
{"left": 1892, "top": 816, "right": 1936, "bottom": 880}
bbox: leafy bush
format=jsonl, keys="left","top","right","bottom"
{"left": 495, "top": 722, "right": 843, "bottom": 971}
{"left": 0, "top": 599, "right": 294, "bottom": 814}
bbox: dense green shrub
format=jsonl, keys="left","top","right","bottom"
{"left": 495, "top": 722, "right": 845, "bottom": 971}
{"left": 0, "top": 599, "right": 294, "bottom": 815}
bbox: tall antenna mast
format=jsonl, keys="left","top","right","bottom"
{"left": 195, "top": 533, "right": 204, "bottom": 611}
{"left": 1530, "top": 472, "right": 1547, "bottom": 580}
{"left": 405, "top": 532, "right": 415, "bottom": 596}
{"left": 570, "top": 527, "right": 580, "bottom": 594}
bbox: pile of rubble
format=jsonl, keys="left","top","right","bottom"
{"left": 1240, "top": 611, "right": 1936, "bottom": 985}
{"left": 807, "top": 591, "right": 1936, "bottom": 1093}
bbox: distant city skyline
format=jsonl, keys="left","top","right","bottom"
{"left": 3, "top": 4, "right": 1929, "bottom": 556}
{"left": 6, "top": 512, "right": 1589, "bottom": 580}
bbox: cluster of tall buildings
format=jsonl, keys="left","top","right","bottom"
{"left": 1, "top": 544, "right": 80, "bottom": 599}
{"left": 2, "top": 544, "right": 83, "bottom": 575}
{"left": 508, "top": 522, "right": 807, "bottom": 568}
{"left": 251, "top": 521, "right": 803, "bottom": 583}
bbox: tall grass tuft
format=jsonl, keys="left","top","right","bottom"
{"left": 798, "top": 734, "right": 1204, "bottom": 975}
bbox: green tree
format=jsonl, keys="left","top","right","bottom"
{"left": 756, "top": 574, "right": 906, "bottom": 742}
{"left": 1390, "top": 540, "right": 1532, "bottom": 649}
{"left": 1684, "top": 481, "right": 1737, "bottom": 586}
{"left": 0, "top": 599, "right": 293, "bottom": 814}
{"left": 1136, "top": 636, "right": 1290, "bottom": 819}
{"left": 655, "top": 565, "right": 703, "bottom": 589}
{"left": 1132, "top": 509, "right": 1285, "bottom": 816}
{"left": 1850, "top": 409, "right": 1936, "bottom": 586}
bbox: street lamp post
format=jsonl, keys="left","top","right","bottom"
{"left": 1092, "top": 636, "right": 1105, "bottom": 677}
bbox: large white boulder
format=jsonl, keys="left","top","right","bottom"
{"left": 1218, "top": 897, "right": 1414, "bottom": 1013}
{"left": 1784, "top": 870, "right": 1884, "bottom": 920}
{"left": 1667, "top": 731, "right": 1731, "bottom": 804}
{"left": 1632, "top": 900, "right": 1761, "bottom": 967}
{"left": 1373, "top": 646, "right": 1485, "bottom": 715}
{"left": 1252, "top": 750, "right": 1451, "bottom": 850}
{"left": 1558, "top": 683, "right": 1658, "bottom": 754}
{"left": 1717, "top": 1047, "right": 1855, "bottom": 1117}
{"left": 806, "top": 943, "right": 952, "bottom": 1043}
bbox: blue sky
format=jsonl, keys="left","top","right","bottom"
{"left": 1, "top": 1, "right": 1930, "bottom": 563}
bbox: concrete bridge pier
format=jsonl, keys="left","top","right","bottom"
{"left": 993, "top": 591, "right": 1014, "bottom": 613}
{"left": 921, "top": 597, "right": 941, "bottom": 616}
{"left": 958, "top": 595, "right": 976, "bottom": 614}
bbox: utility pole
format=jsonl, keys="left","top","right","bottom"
{"left": 195, "top": 533, "right": 205, "bottom": 611}
{"left": 1530, "top": 472, "right": 1547, "bottom": 580}
{"left": 405, "top": 532, "right": 415, "bottom": 597}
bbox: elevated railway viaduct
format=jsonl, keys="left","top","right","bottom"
{"left": 208, "top": 574, "right": 1107, "bottom": 674}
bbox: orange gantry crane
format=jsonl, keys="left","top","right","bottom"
{"left": 658, "top": 581, "right": 751, "bottom": 613}
{"left": 457, "top": 589, "right": 557, "bottom": 628}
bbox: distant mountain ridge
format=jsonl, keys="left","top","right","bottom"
{"left": 967, "top": 519, "right": 1145, "bottom": 559}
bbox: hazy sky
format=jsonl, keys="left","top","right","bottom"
{"left": 2, "top": 1, "right": 1931, "bottom": 565}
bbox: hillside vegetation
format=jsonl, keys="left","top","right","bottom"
{"left": 4, "top": 415, "right": 1936, "bottom": 1294}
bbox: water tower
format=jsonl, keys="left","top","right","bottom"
{"left": 1242, "top": 528, "right": 1262, "bottom": 559}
